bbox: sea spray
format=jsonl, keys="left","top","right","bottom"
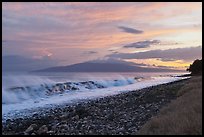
{"left": 2, "top": 75, "right": 137, "bottom": 105}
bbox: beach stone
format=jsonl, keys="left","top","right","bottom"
{"left": 59, "top": 113, "right": 69, "bottom": 119}
{"left": 33, "top": 113, "right": 38, "bottom": 118}
{"left": 88, "top": 130, "right": 93, "bottom": 134}
{"left": 47, "top": 130, "right": 55, "bottom": 135}
{"left": 126, "top": 122, "right": 133, "bottom": 128}
{"left": 37, "top": 125, "right": 48, "bottom": 134}
{"left": 24, "top": 132, "right": 29, "bottom": 135}
{"left": 24, "top": 124, "right": 37, "bottom": 134}
{"left": 72, "top": 115, "right": 79, "bottom": 120}
{"left": 59, "top": 124, "right": 69, "bottom": 130}
{"left": 145, "top": 104, "right": 151, "bottom": 108}
{"left": 6, "top": 119, "right": 11, "bottom": 123}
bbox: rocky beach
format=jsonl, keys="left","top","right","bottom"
{"left": 2, "top": 1, "right": 202, "bottom": 135}
{"left": 2, "top": 78, "right": 190, "bottom": 135}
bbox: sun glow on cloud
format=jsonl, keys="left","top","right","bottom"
{"left": 125, "top": 59, "right": 191, "bottom": 70}
{"left": 2, "top": 2, "right": 202, "bottom": 70}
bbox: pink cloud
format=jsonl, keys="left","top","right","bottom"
{"left": 3, "top": 2, "right": 202, "bottom": 66}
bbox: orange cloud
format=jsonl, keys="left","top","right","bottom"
{"left": 125, "top": 58, "right": 191, "bottom": 70}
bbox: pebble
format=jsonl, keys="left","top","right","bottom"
{"left": 24, "top": 124, "right": 38, "bottom": 134}
{"left": 37, "top": 125, "right": 48, "bottom": 135}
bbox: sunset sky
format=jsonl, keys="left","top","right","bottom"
{"left": 2, "top": 2, "right": 202, "bottom": 71}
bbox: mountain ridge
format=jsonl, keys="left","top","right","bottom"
{"left": 32, "top": 61, "right": 183, "bottom": 73}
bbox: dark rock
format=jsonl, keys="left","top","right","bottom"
{"left": 6, "top": 119, "right": 11, "bottom": 123}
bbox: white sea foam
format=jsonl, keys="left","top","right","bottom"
{"left": 2, "top": 76, "right": 136, "bottom": 105}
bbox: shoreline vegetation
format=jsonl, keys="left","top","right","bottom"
{"left": 137, "top": 76, "right": 202, "bottom": 135}
{"left": 2, "top": 76, "right": 202, "bottom": 135}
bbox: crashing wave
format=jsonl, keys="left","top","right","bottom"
{"left": 2, "top": 78, "right": 136, "bottom": 104}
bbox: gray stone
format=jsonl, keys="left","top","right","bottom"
{"left": 24, "top": 124, "right": 37, "bottom": 134}
{"left": 47, "top": 130, "right": 54, "bottom": 134}
{"left": 37, "top": 125, "right": 48, "bottom": 134}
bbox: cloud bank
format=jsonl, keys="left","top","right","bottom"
{"left": 108, "top": 46, "right": 202, "bottom": 62}
{"left": 123, "top": 40, "right": 160, "bottom": 48}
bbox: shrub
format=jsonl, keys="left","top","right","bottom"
{"left": 187, "top": 59, "right": 202, "bottom": 75}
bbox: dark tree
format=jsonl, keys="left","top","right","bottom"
{"left": 187, "top": 59, "right": 202, "bottom": 75}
